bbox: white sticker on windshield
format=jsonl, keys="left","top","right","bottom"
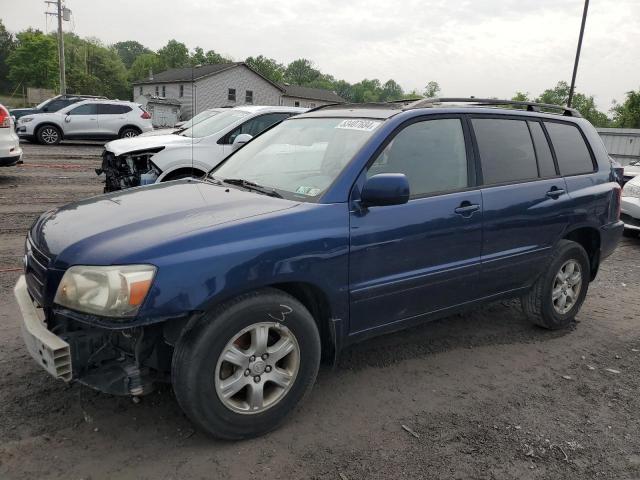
{"left": 296, "top": 186, "right": 321, "bottom": 196}
{"left": 335, "top": 119, "right": 381, "bottom": 132}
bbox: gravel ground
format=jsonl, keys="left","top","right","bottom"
{"left": 1, "top": 142, "right": 640, "bottom": 480}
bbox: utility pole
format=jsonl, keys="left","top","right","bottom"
{"left": 45, "top": 0, "right": 68, "bottom": 94}
{"left": 568, "top": 0, "right": 589, "bottom": 108}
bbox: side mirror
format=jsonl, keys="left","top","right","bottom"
{"left": 361, "top": 173, "right": 410, "bottom": 207}
{"left": 65, "top": 115, "right": 71, "bottom": 123}
{"left": 232, "top": 133, "right": 253, "bottom": 150}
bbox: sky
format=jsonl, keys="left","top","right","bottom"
{"left": 2, "top": 0, "right": 639, "bottom": 110}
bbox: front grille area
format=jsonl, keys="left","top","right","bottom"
{"left": 25, "top": 237, "right": 51, "bottom": 305}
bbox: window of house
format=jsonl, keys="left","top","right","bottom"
{"left": 161, "top": 86, "right": 166, "bottom": 97}
{"left": 367, "top": 119, "right": 468, "bottom": 197}
{"left": 179, "top": 85, "right": 184, "bottom": 98}
{"left": 544, "top": 122, "right": 595, "bottom": 176}
{"left": 245, "top": 90, "right": 253, "bottom": 104}
{"left": 139, "top": 86, "right": 143, "bottom": 95}
{"left": 155, "top": 86, "right": 159, "bottom": 96}
{"left": 294, "top": 101, "right": 300, "bottom": 107}
{"left": 528, "top": 121, "right": 557, "bottom": 177}
{"left": 228, "top": 88, "right": 236, "bottom": 102}
{"left": 472, "top": 118, "right": 538, "bottom": 185}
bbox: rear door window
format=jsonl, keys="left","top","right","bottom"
{"left": 472, "top": 118, "right": 538, "bottom": 184}
{"left": 528, "top": 121, "right": 557, "bottom": 177}
{"left": 98, "top": 104, "right": 132, "bottom": 115}
{"left": 544, "top": 122, "right": 594, "bottom": 176}
{"left": 68, "top": 104, "right": 97, "bottom": 115}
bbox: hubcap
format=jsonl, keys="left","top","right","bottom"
{"left": 552, "top": 259, "right": 582, "bottom": 314}
{"left": 41, "top": 128, "right": 58, "bottom": 144}
{"left": 214, "top": 322, "right": 300, "bottom": 415}
{"left": 123, "top": 130, "right": 138, "bottom": 138}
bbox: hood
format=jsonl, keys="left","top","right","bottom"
{"left": 138, "top": 128, "right": 178, "bottom": 138}
{"left": 31, "top": 180, "right": 299, "bottom": 266}
{"left": 624, "top": 163, "right": 640, "bottom": 177}
{"left": 105, "top": 133, "right": 198, "bottom": 156}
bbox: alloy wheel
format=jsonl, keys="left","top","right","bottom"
{"left": 552, "top": 259, "right": 583, "bottom": 314}
{"left": 41, "top": 127, "right": 59, "bottom": 144}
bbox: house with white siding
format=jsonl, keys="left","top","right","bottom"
{"left": 132, "top": 62, "right": 345, "bottom": 124}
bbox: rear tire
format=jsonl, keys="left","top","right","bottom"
{"left": 521, "top": 240, "right": 590, "bottom": 329}
{"left": 171, "top": 289, "right": 321, "bottom": 439}
{"left": 119, "top": 127, "right": 141, "bottom": 139}
{"left": 36, "top": 125, "right": 61, "bottom": 145}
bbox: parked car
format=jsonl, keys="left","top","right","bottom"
{"left": 623, "top": 159, "right": 640, "bottom": 183}
{"left": 621, "top": 174, "right": 640, "bottom": 236}
{"left": 16, "top": 100, "right": 153, "bottom": 145}
{"left": 138, "top": 107, "right": 227, "bottom": 137}
{"left": 0, "top": 104, "right": 22, "bottom": 166}
{"left": 10, "top": 94, "right": 107, "bottom": 123}
{"left": 97, "top": 105, "right": 306, "bottom": 192}
{"left": 14, "top": 98, "right": 623, "bottom": 439}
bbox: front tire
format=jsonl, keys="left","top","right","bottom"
{"left": 172, "top": 289, "right": 321, "bottom": 439}
{"left": 119, "top": 127, "right": 141, "bottom": 139}
{"left": 521, "top": 240, "right": 590, "bottom": 329}
{"left": 36, "top": 125, "right": 61, "bottom": 145}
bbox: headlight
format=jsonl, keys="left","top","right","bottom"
{"left": 623, "top": 181, "right": 640, "bottom": 199}
{"left": 54, "top": 265, "right": 156, "bottom": 317}
{"left": 20, "top": 117, "right": 34, "bottom": 123}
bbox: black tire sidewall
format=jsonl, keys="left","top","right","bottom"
{"left": 119, "top": 128, "right": 140, "bottom": 139}
{"left": 540, "top": 242, "right": 590, "bottom": 327}
{"left": 172, "top": 290, "right": 321, "bottom": 439}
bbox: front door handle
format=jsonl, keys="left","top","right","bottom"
{"left": 546, "top": 187, "right": 565, "bottom": 199}
{"left": 454, "top": 201, "right": 480, "bottom": 216}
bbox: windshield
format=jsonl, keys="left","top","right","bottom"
{"left": 180, "top": 110, "right": 249, "bottom": 138}
{"left": 179, "top": 109, "right": 221, "bottom": 130}
{"left": 211, "top": 117, "right": 382, "bottom": 200}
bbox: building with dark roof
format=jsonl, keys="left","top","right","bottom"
{"left": 132, "top": 62, "right": 345, "bottom": 120}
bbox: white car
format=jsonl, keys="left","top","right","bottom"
{"left": 623, "top": 160, "right": 640, "bottom": 183}
{"left": 99, "top": 105, "right": 306, "bottom": 192}
{"left": 0, "top": 104, "right": 22, "bottom": 167}
{"left": 16, "top": 99, "right": 153, "bottom": 145}
{"left": 139, "top": 108, "right": 227, "bottom": 137}
{"left": 621, "top": 174, "right": 640, "bottom": 236}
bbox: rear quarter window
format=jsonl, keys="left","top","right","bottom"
{"left": 544, "top": 122, "right": 594, "bottom": 176}
{"left": 472, "top": 118, "right": 538, "bottom": 184}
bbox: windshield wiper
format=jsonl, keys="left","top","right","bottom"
{"left": 222, "top": 178, "right": 283, "bottom": 198}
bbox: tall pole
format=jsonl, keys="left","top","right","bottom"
{"left": 56, "top": 0, "right": 66, "bottom": 94}
{"left": 567, "top": 0, "right": 589, "bottom": 108}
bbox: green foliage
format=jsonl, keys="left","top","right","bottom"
{"left": 113, "top": 40, "right": 151, "bottom": 69}
{"left": 191, "top": 47, "right": 230, "bottom": 66}
{"left": 0, "top": 20, "right": 15, "bottom": 91}
{"left": 129, "top": 52, "right": 166, "bottom": 82}
{"left": 284, "top": 59, "right": 321, "bottom": 85}
{"left": 8, "top": 29, "right": 58, "bottom": 89}
{"left": 158, "top": 39, "right": 190, "bottom": 68}
{"left": 245, "top": 55, "right": 285, "bottom": 83}
{"left": 611, "top": 89, "right": 640, "bottom": 128}
{"left": 423, "top": 81, "right": 440, "bottom": 98}
{"left": 511, "top": 91, "right": 531, "bottom": 102}
{"left": 534, "top": 81, "right": 610, "bottom": 127}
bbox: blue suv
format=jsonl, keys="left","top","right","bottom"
{"left": 14, "top": 98, "right": 624, "bottom": 439}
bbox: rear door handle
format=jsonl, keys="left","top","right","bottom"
{"left": 546, "top": 188, "right": 565, "bottom": 199}
{"left": 454, "top": 202, "right": 480, "bottom": 216}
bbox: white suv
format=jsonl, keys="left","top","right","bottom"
{"left": 99, "top": 105, "right": 306, "bottom": 192}
{"left": 17, "top": 100, "right": 153, "bottom": 145}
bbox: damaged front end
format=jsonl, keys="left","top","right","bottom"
{"left": 96, "top": 148, "right": 163, "bottom": 193}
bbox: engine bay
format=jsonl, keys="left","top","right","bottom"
{"left": 96, "top": 149, "right": 162, "bottom": 193}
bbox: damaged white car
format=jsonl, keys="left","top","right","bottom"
{"left": 97, "top": 106, "right": 306, "bottom": 192}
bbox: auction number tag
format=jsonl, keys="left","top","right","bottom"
{"left": 335, "top": 119, "right": 381, "bottom": 132}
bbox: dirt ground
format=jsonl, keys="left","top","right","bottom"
{"left": 1, "top": 142, "right": 639, "bottom": 480}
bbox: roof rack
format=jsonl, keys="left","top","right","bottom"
{"left": 404, "top": 97, "right": 582, "bottom": 118}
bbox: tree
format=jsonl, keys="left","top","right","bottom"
{"left": 245, "top": 55, "right": 285, "bottom": 83}
{"left": 423, "top": 81, "right": 440, "bottom": 98}
{"left": 536, "top": 81, "right": 610, "bottom": 127}
{"left": 129, "top": 52, "right": 165, "bottom": 82}
{"left": 158, "top": 39, "right": 190, "bottom": 68}
{"left": 113, "top": 40, "right": 151, "bottom": 69}
{"left": 511, "top": 91, "right": 531, "bottom": 102}
{"left": 350, "top": 79, "right": 382, "bottom": 103}
{"left": 0, "top": 20, "right": 16, "bottom": 91}
{"left": 284, "top": 58, "right": 321, "bottom": 85}
{"left": 380, "top": 79, "right": 404, "bottom": 101}
{"left": 611, "top": 89, "right": 640, "bottom": 128}
{"left": 7, "top": 29, "right": 58, "bottom": 90}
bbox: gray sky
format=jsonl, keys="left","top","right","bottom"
{"left": 3, "top": 0, "right": 639, "bottom": 110}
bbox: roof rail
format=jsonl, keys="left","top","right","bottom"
{"left": 404, "top": 97, "right": 582, "bottom": 118}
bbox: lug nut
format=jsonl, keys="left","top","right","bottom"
{"left": 249, "top": 355, "right": 256, "bottom": 362}
{"left": 244, "top": 369, "right": 251, "bottom": 376}
{"left": 265, "top": 365, "right": 272, "bottom": 373}
{"left": 261, "top": 353, "right": 269, "bottom": 360}
{"left": 254, "top": 375, "right": 261, "bottom": 383}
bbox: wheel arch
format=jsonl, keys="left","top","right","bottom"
{"left": 118, "top": 125, "right": 142, "bottom": 136}
{"left": 35, "top": 122, "right": 64, "bottom": 139}
{"left": 160, "top": 166, "right": 207, "bottom": 181}
{"left": 562, "top": 226, "right": 601, "bottom": 280}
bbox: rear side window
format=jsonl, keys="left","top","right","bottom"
{"left": 528, "top": 121, "right": 557, "bottom": 177}
{"left": 472, "top": 118, "right": 537, "bottom": 184}
{"left": 98, "top": 104, "right": 132, "bottom": 114}
{"left": 544, "top": 122, "right": 594, "bottom": 176}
